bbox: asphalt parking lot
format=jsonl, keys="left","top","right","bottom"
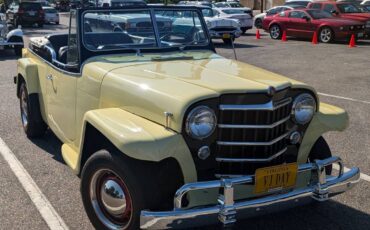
{"left": 0, "top": 15, "right": 369, "bottom": 230}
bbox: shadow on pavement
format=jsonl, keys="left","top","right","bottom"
{"left": 30, "top": 130, "right": 65, "bottom": 164}
{"left": 213, "top": 42, "right": 261, "bottom": 49}
{"left": 200, "top": 200, "right": 370, "bottom": 230}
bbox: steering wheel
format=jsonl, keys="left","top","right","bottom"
{"left": 160, "top": 32, "right": 191, "bottom": 42}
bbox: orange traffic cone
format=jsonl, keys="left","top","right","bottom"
{"left": 256, "top": 29, "right": 261, "bottom": 39}
{"left": 312, "top": 31, "right": 318, "bottom": 45}
{"left": 281, "top": 30, "right": 287, "bottom": 42}
{"left": 349, "top": 34, "right": 356, "bottom": 48}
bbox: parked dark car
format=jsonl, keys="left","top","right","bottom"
{"left": 55, "top": 0, "right": 70, "bottom": 12}
{"left": 262, "top": 9, "right": 365, "bottom": 43}
{"left": 6, "top": 2, "right": 44, "bottom": 27}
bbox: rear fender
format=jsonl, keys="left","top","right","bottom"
{"left": 17, "top": 58, "right": 40, "bottom": 96}
{"left": 78, "top": 108, "right": 197, "bottom": 183}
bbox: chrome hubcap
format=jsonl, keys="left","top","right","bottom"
{"left": 90, "top": 169, "right": 132, "bottom": 229}
{"left": 21, "top": 89, "right": 28, "bottom": 127}
{"left": 320, "top": 29, "right": 332, "bottom": 42}
{"left": 270, "top": 26, "right": 280, "bottom": 39}
{"left": 100, "top": 180, "right": 127, "bottom": 216}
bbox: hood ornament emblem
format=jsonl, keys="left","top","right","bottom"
{"left": 267, "top": 86, "right": 276, "bottom": 96}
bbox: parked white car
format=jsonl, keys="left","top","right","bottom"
{"left": 0, "top": 13, "right": 23, "bottom": 56}
{"left": 254, "top": 6, "right": 293, "bottom": 28}
{"left": 201, "top": 8, "right": 242, "bottom": 44}
{"left": 213, "top": 8, "right": 253, "bottom": 34}
{"left": 213, "top": 1, "right": 253, "bottom": 17}
{"left": 43, "top": 7, "right": 59, "bottom": 24}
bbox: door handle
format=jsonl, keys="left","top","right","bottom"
{"left": 47, "top": 74, "right": 53, "bottom": 80}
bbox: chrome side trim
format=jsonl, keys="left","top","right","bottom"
{"left": 217, "top": 132, "right": 289, "bottom": 146}
{"left": 219, "top": 97, "right": 292, "bottom": 111}
{"left": 218, "top": 116, "right": 290, "bottom": 129}
{"left": 216, "top": 147, "right": 287, "bottom": 163}
{"left": 140, "top": 156, "right": 360, "bottom": 229}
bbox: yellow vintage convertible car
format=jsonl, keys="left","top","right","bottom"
{"left": 15, "top": 6, "right": 360, "bottom": 230}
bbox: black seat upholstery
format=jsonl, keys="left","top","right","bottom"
{"left": 84, "top": 32, "right": 133, "bottom": 49}
{"left": 58, "top": 46, "right": 68, "bottom": 64}
{"left": 46, "top": 34, "right": 69, "bottom": 55}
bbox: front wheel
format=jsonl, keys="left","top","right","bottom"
{"left": 319, "top": 27, "right": 334, "bottom": 43}
{"left": 269, "top": 24, "right": 282, "bottom": 40}
{"left": 241, "top": 27, "right": 247, "bottom": 34}
{"left": 81, "top": 150, "right": 147, "bottom": 230}
{"left": 14, "top": 45, "right": 23, "bottom": 56}
{"left": 308, "top": 137, "right": 332, "bottom": 175}
{"left": 19, "top": 82, "right": 47, "bottom": 137}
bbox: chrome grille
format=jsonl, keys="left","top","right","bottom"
{"left": 216, "top": 97, "right": 293, "bottom": 177}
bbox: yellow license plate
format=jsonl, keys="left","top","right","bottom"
{"left": 254, "top": 163, "right": 298, "bottom": 194}
{"left": 222, "top": 33, "right": 231, "bottom": 39}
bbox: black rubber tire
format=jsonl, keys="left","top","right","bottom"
{"left": 308, "top": 136, "right": 332, "bottom": 175}
{"left": 222, "top": 37, "right": 235, "bottom": 45}
{"left": 19, "top": 82, "right": 47, "bottom": 138}
{"left": 56, "top": 22, "right": 60, "bottom": 25}
{"left": 241, "top": 28, "right": 247, "bottom": 34}
{"left": 81, "top": 150, "right": 147, "bottom": 230}
{"left": 269, "top": 24, "right": 282, "bottom": 40}
{"left": 14, "top": 45, "right": 23, "bottom": 56}
{"left": 254, "top": 18, "right": 262, "bottom": 28}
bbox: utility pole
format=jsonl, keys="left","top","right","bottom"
{"left": 260, "top": 0, "right": 264, "bottom": 13}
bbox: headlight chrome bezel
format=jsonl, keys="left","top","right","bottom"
{"left": 291, "top": 93, "right": 316, "bottom": 125}
{"left": 185, "top": 105, "right": 217, "bottom": 140}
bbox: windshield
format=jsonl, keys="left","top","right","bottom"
{"left": 307, "top": 10, "right": 333, "bottom": 19}
{"left": 338, "top": 3, "right": 362, "bottom": 13}
{"left": 83, "top": 9, "right": 209, "bottom": 51}
{"left": 222, "top": 9, "right": 245, "bottom": 14}
{"left": 229, "top": 2, "right": 244, "bottom": 7}
{"left": 202, "top": 8, "right": 213, "bottom": 17}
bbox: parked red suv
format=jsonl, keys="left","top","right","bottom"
{"left": 307, "top": 1, "right": 370, "bottom": 35}
{"left": 6, "top": 2, "right": 45, "bottom": 27}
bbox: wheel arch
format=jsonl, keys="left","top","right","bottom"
{"left": 17, "top": 58, "right": 40, "bottom": 96}
{"left": 73, "top": 108, "right": 197, "bottom": 183}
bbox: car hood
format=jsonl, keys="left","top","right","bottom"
{"left": 339, "top": 13, "right": 370, "bottom": 21}
{"left": 85, "top": 51, "right": 314, "bottom": 132}
{"left": 204, "top": 17, "right": 239, "bottom": 28}
{"left": 318, "top": 17, "right": 364, "bottom": 25}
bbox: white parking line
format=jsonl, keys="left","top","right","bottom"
{"left": 333, "top": 164, "right": 370, "bottom": 183}
{"left": 318, "top": 92, "right": 370, "bottom": 105}
{"left": 0, "top": 137, "right": 68, "bottom": 230}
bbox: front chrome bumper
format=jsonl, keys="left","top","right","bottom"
{"left": 140, "top": 156, "right": 360, "bottom": 229}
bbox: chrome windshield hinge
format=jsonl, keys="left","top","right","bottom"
{"left": 164, "top": 112, "right": 173, "bottom": 130}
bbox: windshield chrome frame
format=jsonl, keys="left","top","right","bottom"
{"left": 81, "top": 8, "right": 210, "bottom": 52}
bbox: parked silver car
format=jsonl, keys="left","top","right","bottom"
{"left": 0, "top": 13, "right": 23, "bottom": 56}
{"left": 43, "top": 7, "right": 59, "bottom": 24}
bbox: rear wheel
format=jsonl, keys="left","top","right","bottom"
{"left": 308, "top": 136, "right": 332, "bottom": 175}
{"left": 222, "top": 37, "right": 235, "bottom": 45}
{"left": 319, "top": 27, "right": 334, "bottom": 43}
{"left": 19, "top": 82, "right": 47, "bottom": 138}
{"left": 254, "top": 18, "right": 262, "bottom": 28}
{"left": 241, "top": 27, "right": 247, "bottom": 34}
{"left": 269, "top": 24, "right": 282, "bottom": 39}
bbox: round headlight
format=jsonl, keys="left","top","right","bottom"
{"left": 186, "top": 106, "right": 216, "bottom": 139}
{"left": 292, "top": 93, "right": 316, "bottom": 125}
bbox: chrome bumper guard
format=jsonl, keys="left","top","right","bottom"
{"left": 140, "top": 156, "right": 360, "bottom": 229}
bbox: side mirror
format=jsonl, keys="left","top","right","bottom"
{"left": 330, "top": 9, "right": 339, "bottom": 15}
{"left": 302, "top": 15, "right": 310, "bottom": 21}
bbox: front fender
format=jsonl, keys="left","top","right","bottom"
{"left": 6, "top": 28, "right": 23, "bottom": 40}
{"left": 298, "top": 102, "right": 348, "bottom": 163}
{"left": 80, "top": 108, "right": 197, "bottom": 183}
{"left": 17, "top": 58, "right": 39, "bottom": 95}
